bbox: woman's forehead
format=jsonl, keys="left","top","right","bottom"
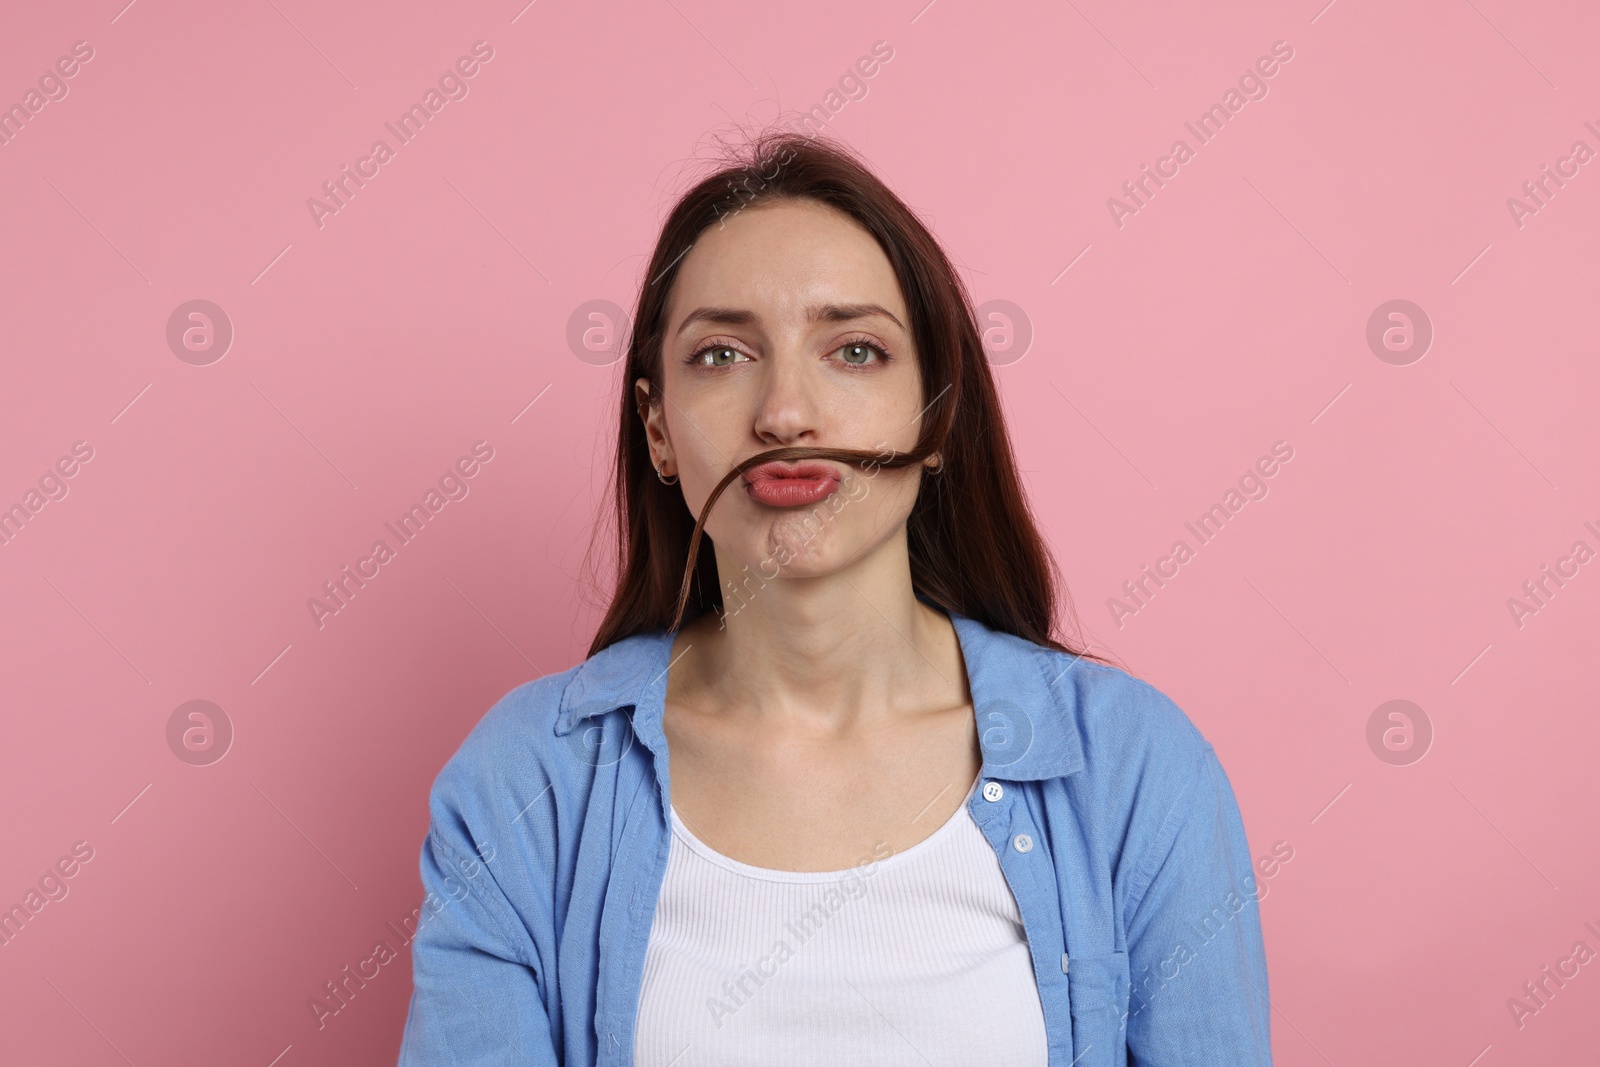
{"left": 668, "top": 201, "right": 906, "bottom": 326}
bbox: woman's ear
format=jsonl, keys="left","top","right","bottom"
{"left": 633, "top": 377, "right": 652, "bottom": 423}
{"left": 635, "top": 377, "right": 672, "bottom": 467}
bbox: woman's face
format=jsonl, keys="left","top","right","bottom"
{"left": 636, "top": 197, "right": 931, "bottom": 586}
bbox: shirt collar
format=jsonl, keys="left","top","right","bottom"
{"left": 554, "top": 608, "right": 1087, "bottom": 782}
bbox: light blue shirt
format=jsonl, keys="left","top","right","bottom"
{"left": 397, "top": 608, "right": 1273, "bottom": 1065}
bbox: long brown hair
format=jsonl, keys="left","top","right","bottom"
{"left": 586, "top": 128, "right": 1101, "bottom": 663}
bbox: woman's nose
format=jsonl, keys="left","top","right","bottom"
{"left": 750, "top": 349, "right": 821, "bottom": 444}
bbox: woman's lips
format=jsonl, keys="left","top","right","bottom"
{"left": 741, "top": 461, "right": 842, "bottom": 508}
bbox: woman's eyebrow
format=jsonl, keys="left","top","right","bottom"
{"left": 675, "top": 303, "right": 904, "bottom": 335}
{"left": 811, "top": 303, "right": 904, "bottom": 330}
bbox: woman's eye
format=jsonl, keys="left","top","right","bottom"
{"left": 695, "top": 345, "right": 746, "bottom": 367}
{"left": 837, "top": 342, "right": 885, "bottom": 365}
{"left": 690, "top": 342, "right": 885, "bottom": 367}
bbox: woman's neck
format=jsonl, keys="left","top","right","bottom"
{"left": 667, "top": 545, "right": 968, "bottom": 734}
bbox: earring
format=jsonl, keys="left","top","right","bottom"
{"left": 656, "top": 460, "right": 679, "bottom": 485}
{"left": 925, "top": 452, "right": 944, "bottom": 474}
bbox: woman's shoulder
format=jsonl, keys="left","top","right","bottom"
{"left": 1056, "top": 653, "right": 1208, "bottom": 747}
{"left": 426, "top": 631, "right": 666, "bottom": 815}
{"left": 1021, "top": 639, "right": 1219, "bottom": 793}
{"left": 422, "top": 668, "right": 576, "bottom": 827}
{"left": 1019, "top": 645, "right": 1246, "bottom": 890}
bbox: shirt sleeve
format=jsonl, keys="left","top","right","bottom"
{"left": 1121, "top": 744, "right": 1274, "bottom": 1066}
{"left": 396, "top": 814, "right": 560, "bottom": 1065}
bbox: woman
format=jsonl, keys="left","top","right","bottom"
{"left": 398, "top": 130, "right": 1272, "bottom": 1066}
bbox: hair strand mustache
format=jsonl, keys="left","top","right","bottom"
{"left": 667, "top": 439, "right": 941, "bottom": 631}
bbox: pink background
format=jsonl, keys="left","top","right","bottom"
{"left": 2, "top": 0, "right": 1597, "bottom": 1063}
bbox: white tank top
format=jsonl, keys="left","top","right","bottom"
{"left": 633, "top": 777, "right": 1049, "bottom": 1065}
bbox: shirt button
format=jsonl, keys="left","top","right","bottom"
{"left": 982, "top": 781, "right": 1004, "bottom": 802}
{"left": 1013, "top": 833, "right": 1034, "bottom": 853}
